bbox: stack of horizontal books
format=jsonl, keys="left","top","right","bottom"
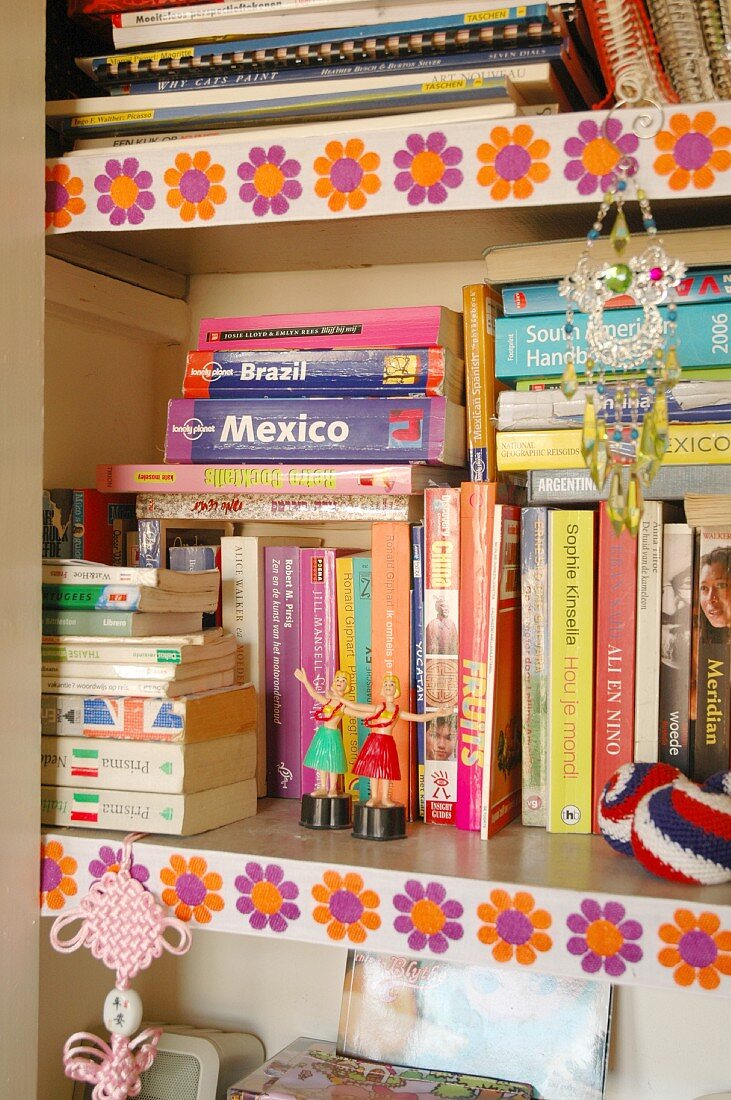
{"left": 46, "top": 0, "right": 605, "bottom": 153}
{"left": 39, "top": 558, "right": 258, "bottom": 835}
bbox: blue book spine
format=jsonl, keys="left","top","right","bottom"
{"left": 92, "top": 3, "right": 549, "bottom": 68}
{"left": 502, "top": 267, "right": 731, "bottom": 316}
{"left": 122, "top": 44, "right": 564, "bottom": 94}
{"left": 495, "top": 301, "right": 731, "bottom": 382}
{"left": 516, "top": 386, "right": 731, "bottom": 425}
{"left": 165, "top": 397, "right": 456, "bottom": 464}
{"left": 184, "top": 347, "right": 453, "bottom": 398}
{"left": 137, "top": 519, "right": 163, "bottom": 568}
{"left": 410, "top": 524, "right": 426, "bottom": 818}
{"left": 352, "top": 556, "right": 372, "bottom": 803}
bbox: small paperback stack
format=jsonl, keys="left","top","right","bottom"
{"left": 39, "top": 559, "right": 258, "bottom": 835}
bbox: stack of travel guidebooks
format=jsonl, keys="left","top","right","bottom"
{"left": 481, "top": 226, "right": 731, "bottom": 835}
{"left": 39, "top": 557, "right": 258, "bottom": 834}
{"left": 45, "top": 0, "right": 605, "bottom": 151}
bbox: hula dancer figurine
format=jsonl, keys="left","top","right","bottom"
{"left": 344, "top": 671, "right": 454, "bottom": 840}
{"left": 295, "top": 667, "right": 353, "bottom": 830}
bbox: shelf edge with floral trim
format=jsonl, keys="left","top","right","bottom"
{"left": 41, "top": 826, "right": 731, "bottom": 998}
{"left": 45, "top": 104, "right": 731, "bottom": 234}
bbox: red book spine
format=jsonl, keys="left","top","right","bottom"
{"left": 455, "top": 482, "right": 497, "bottom": 831}
{"left": 72, "top": 490, "right": 136, "bottom": 565}
{"left": 592, "top": 502, "right": 638, "bottom": 832}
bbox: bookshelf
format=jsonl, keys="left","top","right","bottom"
{"left": 25, "top": 83, "right": 731, "bottom": 1100}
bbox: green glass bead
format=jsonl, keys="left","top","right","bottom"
{"left": 561, "top": 357, "right": 578, "bottom": 398}
{"left": 610, "top": 208, "right": 631, "bottom": 254}
{"left": 654, "top": 391, "right": 669, "bottom": 459}
{"left": 664, "top": 345, "right": 681, "bottom": 384}
{"left": 604, "top": 263, "right": 633, "bottom": 293}
{"left": 624, "top": 472, "right": 644, "bottom": 537}
{"left": 606, "top": 466, "right": 627, "bottom": 536}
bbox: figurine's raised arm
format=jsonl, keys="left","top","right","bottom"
{"left": 294, "top": 666, "right": 329, "bottom": 706}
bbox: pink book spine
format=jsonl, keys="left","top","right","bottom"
{"left": 299, "top": 548, "right": 340, "bottom": 795}
{"left": 423, "top": 487, "right": 461, "bottom": 826}
{"left": 97, "top": 463, "right": 439, "bottom": 496}
{"left": 198, "top": 306, "right": 449, "bottom": 351}
{"left": 264, "top": 546, "right": 302, "bottom": 799}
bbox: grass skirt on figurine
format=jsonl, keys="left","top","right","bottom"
{"left": 303, "top": 724, "right": 347, "bottom": 773}
{"left": 353, "top": 731, "right": 400, "bottom": 780}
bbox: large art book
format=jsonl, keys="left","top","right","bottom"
{"left": 165, "top": 397, "right": 466, "bottom": 467}
{"left": 336, "top": 950, "right": 612, "bottom": 1100}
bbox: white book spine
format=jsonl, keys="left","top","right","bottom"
{"left": 41, "top": 735, "right": 186, "bottom": 792}
{"left": 634, "top": 500, "right": 664, "bottom": 762}
{"left": 41, "top": 669, "right": 235, "bottom": 698}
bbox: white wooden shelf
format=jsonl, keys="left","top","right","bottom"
{"left": 42, "top": 799, "right": 731, "bottom": 997}
{"left": 45, "top": 102, "right": 731, "bottom": 276}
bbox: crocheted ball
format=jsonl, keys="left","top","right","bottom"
{"left": 630, "top": 771, "right": 731, "bottom": 885}
{"left": 597, "top": 762, "right": 682, "bottom": 855}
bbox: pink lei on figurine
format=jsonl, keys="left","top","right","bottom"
{"left": 49, "top": 833, "right": 192, "bottom": 1100}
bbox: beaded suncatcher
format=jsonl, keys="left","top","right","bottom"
{"left": 558, "top": 119, "right": 686, "bottom": 536}
{"left": 49, "top": 833, "right": 192, "bottom": 1100}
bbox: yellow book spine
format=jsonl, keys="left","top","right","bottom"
{"left": 548, "top": 510, "right": 594, "bottom": 834}
{"left": 336, "top": 556, "right": 359, "bottom": 795}
{"left": 497, "top": 423, "right": 731, "bottom": 470}
{"left": 462, "top": 282, "right": 502, "bottom": 481}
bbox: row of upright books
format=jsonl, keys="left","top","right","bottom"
{"left": 46, "top": 1, "right": 606, "bottom": 152}
{"left": 520, "top": 499, "right": 731, "bottom": 835}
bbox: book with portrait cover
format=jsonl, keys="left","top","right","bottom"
{"left": 336, "top": 950, "right": 612, "bottom": 1100}
{"left": 691, "top": 528, "right": 731, "bottom": 781}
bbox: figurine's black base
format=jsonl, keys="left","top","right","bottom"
{"left": 300, "top": 793, "right": 352, "bottom": 830}
{"left": 352, "top": 802, "right": 407, "bottom": 841}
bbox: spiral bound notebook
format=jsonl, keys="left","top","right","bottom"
{"left": 580, "top": 0, "right": 677, "bottom": 105}
{"left": 699, "top": 0, "right": 731, "bottom": 99}
{"left": 645, "top": 0, "right": 717, "bottom": 102}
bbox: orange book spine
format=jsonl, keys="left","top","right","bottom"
{"left": 370, "top": 521, "right": 412, "bottom": 814}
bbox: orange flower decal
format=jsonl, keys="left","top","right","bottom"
{"left": 477, "top": 124, "right": 550, "bottom": 201}
{"left": 45, "top": 163, "right": 85, "bottom": 230}
{"left": 654, "top": 111, "right": 731, "bottom": 190}
{"left": 41, "top": 840, "right": 77, "bottom": 910}
{"left": 160, "top": 854, "right": 224, "bottom": 924}
{"left": 314, "top": 139, "right": 381, "bottom": 213}
{"left": 312, "top": 870, "right": 380, "bottom": 942}
{"left": 658, "top": 908, "right": 731, "bottom": 990}
{"left": 477, "top": 888, "right": 552, "bottom": 964}
{"left": 165, "top": 151, "right": 226, "bottom": 222}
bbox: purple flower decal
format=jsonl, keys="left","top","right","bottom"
{"left": 238, "top": 145, "right": 302, "bottom": 217}
{"left": 235, "top": 861, "right": 300, "bottom": 932}
{"left": 88, "top": 845, "right": 149, "bottom": 887}
{"left": 393, "top": 879, "right": 463, "bottom": 954}
{"left": 394, "top": 132, "right": 463, "bottom": 206}
{"left": 95, "top": 157, "right": 155, "bottom": 226}
{"left": 564, "top": 118, "right": 639, "bottom": 195}
{"left": 567, "top": 898, "right": 643, "bottom": 976}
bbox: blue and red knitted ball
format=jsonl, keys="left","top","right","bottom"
{"left": 598, "top": 763, "right": 731, "bottom": 885}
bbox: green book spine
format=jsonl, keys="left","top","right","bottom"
{"left": 352, "top": 556, "right": 372, "bottom": 803}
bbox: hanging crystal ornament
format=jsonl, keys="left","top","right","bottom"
{"left": 558, "top": 113, "right": 686, "bottom": 537}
